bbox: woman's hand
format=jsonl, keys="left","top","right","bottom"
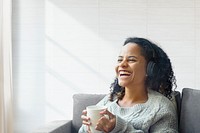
{"left": 81, "top": 109, "right": 116, "bottom": 133}
{"left": 81, "top": 110, "right": 91, "bottom": 133}
{"left": 95, "top": 109, "right": 116, "bottom": 133}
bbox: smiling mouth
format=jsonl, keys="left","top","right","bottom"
{"left": 119, "top": 70, "right": 132, "bottom": 77}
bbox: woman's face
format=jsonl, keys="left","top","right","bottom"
{"left": 115, "top": 43, "right": 147, "bottom": 87}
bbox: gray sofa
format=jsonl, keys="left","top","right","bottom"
{"left": 34, "top": 88, "right": 200, "bottom": 133}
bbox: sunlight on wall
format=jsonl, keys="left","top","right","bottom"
{"left": 44, "top": 0, "right": 117, "bottom": 122}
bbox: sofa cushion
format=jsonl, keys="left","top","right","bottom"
{"left": 72, "top": 94, "right": 106, "bottom": 133}
{"left": 180, "top": 88, "right": 200, "bottom": 133}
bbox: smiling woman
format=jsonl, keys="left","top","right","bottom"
{"left": 79, "top": 37, "right": 178, "bottom": 133}
{"left": 110, "top": 37, "right": 176, "bottom": 102}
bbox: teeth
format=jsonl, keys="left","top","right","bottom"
{"left": 119, "top": 70, "right": 131, "bottom": 75}
{"left": 119, "top": 70, "right": 131, "bottom": 76}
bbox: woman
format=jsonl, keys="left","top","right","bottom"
{"left": 79, "top": 37, "right": 178, "bottom": 133}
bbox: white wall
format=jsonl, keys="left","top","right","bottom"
{"left": 12, "top": 0, "right": 200, "bottom": 132}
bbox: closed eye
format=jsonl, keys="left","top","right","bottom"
{"left": 128, "top": 56, "right": 137, "bottom": 62}
{"left": 117, "top": 59, "right": 123, "bottom": 63}
{"left": 128, "top": 59, "right": 136, "bottom": 62}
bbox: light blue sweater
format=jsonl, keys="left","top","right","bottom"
{"left": 79, "top": 89, "right": 178, "bottom": 133}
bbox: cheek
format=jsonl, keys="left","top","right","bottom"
{"left": 131, "top": 64, "right": 145, "bottom": 76}
{"left": 135, "top": 66, "right": 146, "bottom": 77}
{"left": 115, "top": 66, "right": 119, "bottom": 75}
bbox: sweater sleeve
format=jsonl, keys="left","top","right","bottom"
{"left": 110, "top": 110, "right": 178, "bottom": 133}
{"left": 149, "top": 110, "right": 178, "bottom": 133}
{"left": 96, "top": 94, "right": 110, "bottom": 106}
{"left": 110, "top": 116, "right": 144, "bottom": 133}
{"left": 149, "top": 99, "right": 178, "bottom": 133}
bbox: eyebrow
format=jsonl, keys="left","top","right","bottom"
{"left": 118, "top": 56, "right": 138, "bottom": 59}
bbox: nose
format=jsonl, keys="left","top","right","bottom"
{"left": 119, "top": 59, "right": 128, "bottom": 67}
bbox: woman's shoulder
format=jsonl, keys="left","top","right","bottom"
{"left": 148, "top": 89, "right": 176, "bottom": 110}
{"left": 96, "top": 94, "right": 115, "bottom": 106}
{"left": 148, "top": 90, "right": 178, "bottom": 119}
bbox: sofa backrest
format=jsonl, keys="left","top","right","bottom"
{"left": 72, "top": 93, "right": 106, "bottom": 133}
{"left": 179, "top": 88, "right": 200, "bottom": 133}
{"left": 174, "top": 91, "right": 181, "bottom": 124}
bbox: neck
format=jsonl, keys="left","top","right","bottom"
{"left": 119, "top": 84, "right": 148, "bottom": 107}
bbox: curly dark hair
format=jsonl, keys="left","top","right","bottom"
{"left": 110, "top": 37, "right": 176, "bottom": 101}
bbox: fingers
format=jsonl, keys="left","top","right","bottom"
{"left": 81, "top": 116, "right": 91, "bottom": 125}
{"left": 81, "top": 110, "right": 88, "bottom": 120}
{"left": 95, "top": 110, "right": 116, "bottom": 133}
{"left": 100, "top": 109, "right": 115, "bottom": 120}
{"left": 82, "top": 109, "right": 87, "bottom": 115}
{"left": 81, "top": 110, "right": 91, "bottom": 126}
{"left": 82, "top": 109, "right": 116, "bottom": 132}
{"left": 87, "top": 126, "right": 92, "bottom": 133}
{"left": 96, "top": 116, "right": 110, "bottom": 133}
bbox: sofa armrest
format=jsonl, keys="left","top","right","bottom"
{"left": 33, "top": 120, "right": 72, "bottom": 133}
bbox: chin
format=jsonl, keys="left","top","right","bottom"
{"left": 118, "top": 80, "right": 129, "bottom": 87}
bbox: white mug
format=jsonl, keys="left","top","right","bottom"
{"left": 86, "top": 105, "right": 107, "bottom": 133}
